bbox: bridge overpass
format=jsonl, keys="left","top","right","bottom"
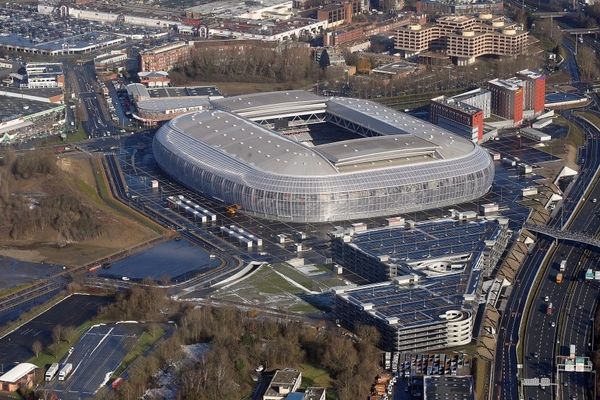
{"left": 523, "top": 222, "right": 600, "bottom": 248}
{"left": 533, "top": 11, "right": 568, "bottom": 18}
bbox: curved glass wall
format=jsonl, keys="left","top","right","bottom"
{"left": 153, "top": 125, "right": 494, "bottom": 223}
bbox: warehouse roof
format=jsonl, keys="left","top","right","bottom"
{"left": 336, "top": 274, "right": 474, "bottom": 329}
{"left": 136, "top": 98, "right": 211, "bottom": 113}
{"left": 0, "top": 363, "right": 37, "bottom": 383}
{"left": 0, "top": 97, "right": 61, "bottom": 122}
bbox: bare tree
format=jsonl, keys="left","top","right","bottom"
{"left": 52, "top": 325, "right": 64, "bottom": 344}
{"left": 32, "top": 340, "right": 43, "bottom": 358}
{"left": 62, "top": 326, "right": 78, "bottom": 344}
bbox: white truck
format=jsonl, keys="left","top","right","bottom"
{"left": 45, "top": 363, "right": 59, "bottom": 381}
{"left": 559, "top": 260, "right": 567, "bottom": 272}
{"left": 58, "top": 363, "right": 73, "bottom": 381}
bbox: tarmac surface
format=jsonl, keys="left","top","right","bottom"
{"left": 0, "top": 294, "right": 111, "bottom": 368}
{"left": 96, "top": 238, "right": 220, "bottom": 282}
{"left": 43, "top": 323, "right": 142, "bottom": 399}
{"left": 0, "top": 257, "right": 63, "bottom": 290}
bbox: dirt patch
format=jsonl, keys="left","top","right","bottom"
{"left": 1, "top": 152, "right": 160, "bottom": 266}
{"left": 0, "top": 247, "right": 47, "bottom": 263}
{"left": 57, "top": 156, "right": 96, "bottom": 189}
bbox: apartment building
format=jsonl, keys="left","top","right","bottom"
{"left": 94, "top": 50, "right": 128, "bottom": 71}
{"left": 394, "top": 14, "right": 529, "bottom": 65}
{"left": 430, "top": 88, "right": 491, "bottom": 142}
{"left": 139, "top": 42, "right": 191, "bottom": 72}
{"left": 378, "top": 0, "right": 405, "bottom": 11}
{"left": 452, "top": 88, "right": 492, "bottom": 118}
{"left": 324, "top": 14, "right": 425, "bottom": 46}
{"left": 417, "top": 0, "right": 503, "bottom": 16}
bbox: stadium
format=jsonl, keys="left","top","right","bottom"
{"left": 153, "top": 91, "right": 494, "bottom": 223}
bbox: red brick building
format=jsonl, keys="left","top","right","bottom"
{"left": 324, "top": 14, "right": 425, "bottom": 47}
{"left": 139, "top": 42, "right": 191, "bottom": 72}
{"left": 430, "top": 96, "right": 484, "bottom": 142}
{"left": 488, "top": 78, "right": 524, "bottom": 125}
{"left": 516, "top": 69, "right": 546, "bottom": 115}
{"left": 317, "top": 2, "right": 353, "bottom": 25}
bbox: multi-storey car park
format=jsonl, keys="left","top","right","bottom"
{"left": 331, "top": 216, "right": 510, "bottom": 352}
{"left": 332, "top": 217, "right": 510, "bottom": 282}
{"left": 334, "top": 270, "right": 479, "bottom": 352}
{"left": 153, "top": 91, "right": 494, "bottom": 223}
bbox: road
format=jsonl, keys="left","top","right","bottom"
{"left": 494, "top": 111, "right": 600, "bottom": 400}
{"left": 100, "top": 153, "right": 246, "bottom": 294}
{"left": 522, "top": 113, "right": 600, "bottom": 400}
{"left": 562, "top": 37, "right": 581, "bottom": 84}
{"left": 64, "top": 62, "right": 119, "bottom": 139}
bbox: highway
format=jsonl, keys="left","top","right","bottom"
{"left": 562, "top": 37, "right": 581, "bottom": 84}
{"left": 494, "top": 112, "right": 600, "bottom": 400}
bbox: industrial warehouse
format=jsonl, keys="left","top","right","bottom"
{"left": 153, "top": 91, "right": 495, "bottom": 223}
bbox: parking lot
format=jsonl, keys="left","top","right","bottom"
{"left": 114, "top": 131, "right": 542, "bottom": 266}
{"left": 0, "top": 295, "right": 111, "bottom": 366}
{"left": 42, "top": 323, "right": 142, "bottom": 399}
{"left": 0, "top": 257, "right": 63, "bottom": 290}
{"left": 0, "top": 4, "right": 165, "bottom": 52}
{"left": 96, "top": 238, "right": 221, "bottom": 283}
{"left": 485, "top": 135, "right": 560, "bottom": 165}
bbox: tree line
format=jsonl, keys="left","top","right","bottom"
{"left": 170, "top": 44, "right": 321, "bottom": 84}
{"left": 91, "top": 285, "right": 383, "bottom": 400}
{"left": 0, "top": 149, "right": 102, "bottom": 241}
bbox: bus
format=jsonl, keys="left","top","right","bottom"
{"left": 45, "top": 363, "right": 59, "bottom": 382}
{"left": 58, "top": 363, "right": 73, "bottom": 381}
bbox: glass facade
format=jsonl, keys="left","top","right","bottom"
{"left": 153, "top": 123, "right": 494, "bottom": 222}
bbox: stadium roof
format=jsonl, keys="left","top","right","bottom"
{"left": 314, "top": 135, "right": 440, "bottom": 169}
{"left": 168, "top": 93, "right": 479, "bottom": 176}
{"left": 0, "top": 363, "right": 37, "bottom": 383}
{"left": 327, "top": 98, "right": 474, "bottom": 159}
{"left": 212, "top": 90, "right": 325, "bottom": 116}
{"left": 169, "top": 110, "right": 338, "bottom": 176}
{"left": 137, "top": 98, "right": 211, "bottom": 113}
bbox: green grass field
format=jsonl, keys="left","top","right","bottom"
{"left": 213, "top": 264, "right": 340, "bottom": 314}
{"left": 299, "top": 363, "right": 336, "bottom": 400}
